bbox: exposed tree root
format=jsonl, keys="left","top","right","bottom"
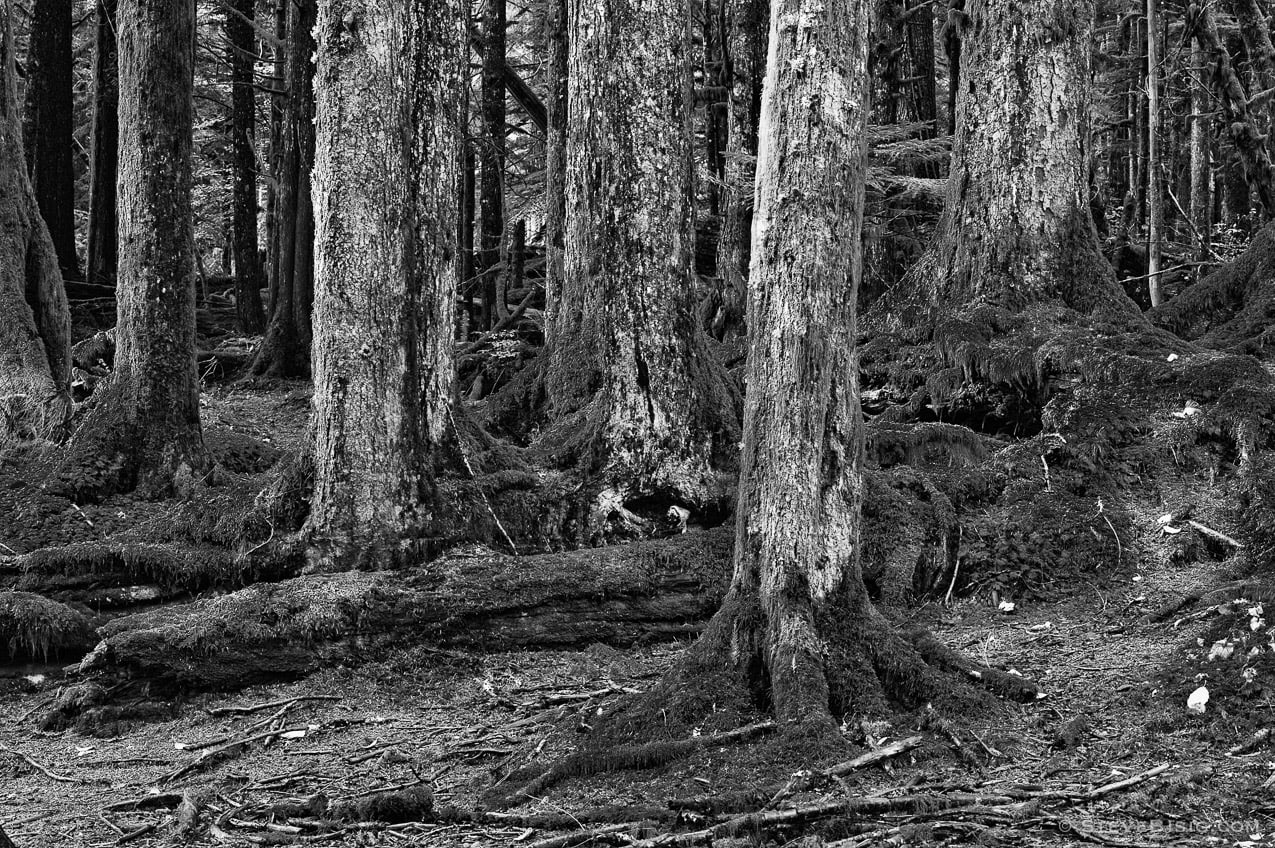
{"left": 483, "top": 721, "right": 776, "bottom": 809}
{"left": 1150, "top": 222, "right": 1275, "bottom": 351}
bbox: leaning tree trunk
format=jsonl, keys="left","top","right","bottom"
{"left": 713, "top": 0, "right": 768, "bottom": 338}
{"left": 86, "top": 0, "right": 119, "bottom": 288}
{"left": 251, "top": 0, "right": 315, "bottom": 378}
{"left": 307, "top": 0, "right": 465, "bottom": 571}
{"left": 22, "top": 0, "right": 79, "bottom": 280}
{"left": 543, "top": 0, "right": 738, "bottom": 535}
{"left": 0, "top": 0, "right": 71, "bottom": 438}
{"left": 900, "top": 0, "right": 1133, "bottom": 316}
{"left": 226, "top": 0, "right": 266, "bottom": 334}
{"left": 58, "top": 0, "right": 209, "bottom": 500}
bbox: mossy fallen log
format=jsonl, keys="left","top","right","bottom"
{"left": 0, "top": 591, "right": 95, "bottom": 660}
{"left": 77, "top": 528, "right": 734, "bottom": 690}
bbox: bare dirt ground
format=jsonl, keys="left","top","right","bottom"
{"left": 3, "top": 380, "right": 1274, "bottom": 847}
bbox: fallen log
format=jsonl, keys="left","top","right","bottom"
{"left": 76, "top": 529, "right": 734, "bottom": 691}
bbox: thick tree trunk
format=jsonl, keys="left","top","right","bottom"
{"left": 72, "top": 530, "right": 733, "bottom": 692}
{"left": 307, "top": 0, "right": 464, "bottom": 571}
{"left": 0, "top": 0, "right": 71, "bottom": 437}
{"left": 58, "top": 0, "right": 209, "bottom": 500}
{"left": 22, "top": 0, "right": 79, "bottom": 280}
{"left": 251, "top": 0, "right": 315, "bottom": 378}
{"left": 713, "top": 0, "right": 767, "bottom": 338}
{"left": 709, "top": 0, "right": 885, "bottom": 724}
{"left": 543, "top": 0, "right": 737, "bottom": 533}
{"left": 543, "top": 0, "right": 568, "bottom": 336}
{"left": 900, "top": 0, "right": 1133, "bottom": 315}
{"left": 478, "top": 0, "right": 507, "bottom": 332}
{"left": 86, "top": 0, "right": 119, "bottom": 288}
{"left": 226, "top": 0, "right": 266, "bottom": 334}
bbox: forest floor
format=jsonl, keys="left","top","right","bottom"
{"left": 2, "top": 348, "right": 1275, "bottom": 845}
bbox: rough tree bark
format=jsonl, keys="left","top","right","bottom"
{"left": 478, "top": 0, "right": 506, "bottom": 332}
{"left": 712, "top": 0, "right": 768, "bottom": 338}
{"left": 22, "top": 0, "right": 79, "bottom": 280}
{"left": 543, "top": 0, "right": 568, "bottom": 335}
{"left": 86, "top": 0, "right": 119, "bottom": 288}
{"left": 226, "top": 0, "right": 266, "bottom": 334}
{"left": 636, "top": 0, "right": 1033, "bottom": 731}
{"left": 251, "top": 0, "right": 315, "bottom": 378}
{"left": 307, "top": 0, "right": 465, "bottom": 571}
{"left": 897, "top": 0, "right": 1134, "bottom": 316}
{"left": 541, "top": 0, "right": 737, "bottom": 535}
{"left": 58, "top": 0, "right": 210, "bottom": 499}
{"left": 0, "top": 0, "right": 71, "bottom": 437}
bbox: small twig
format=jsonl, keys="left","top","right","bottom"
{"left": 1186, "top": 519, "right": 1243, "bottom": 549}
{"left": 115, "top": 823, "right": 157, "bottom": 845}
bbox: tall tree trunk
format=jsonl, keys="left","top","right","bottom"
{"left": 723, "top": 0, "right": 876, "bottom": 722}
{"left": 0, "top": 0, "right": 71, "bottom": 438}
{"left": 265, "top": 0, "right": 286, "bottom": 313}
{"left": 545, "top": 0, "right": 737, "bottom": 534}
{"left": 1146, "top": 0, "right": 1163, "bottom": 306}
{"left": 901, "top": 0, "right": 1133, "bottom": 315}
{"left": 251, "top": 0, "right": 315, "bottom": 378}
{"left": 652, "top": 0, "right": 1023, "bottom": 732}
{"left": 943, "top": 0, "right": 961, "bottom": 135}
{"left": 903, "top": 0, "right": 938, "bottom": 133}
{"left": 226, "top": 0, "right": 266, "bottom": 334}
{"left": 712, "top": 0, "right": 767, "bottom": 337}
{"left": 308, "top": 0, "right": 464, "bottom": 571}
{"left": 60, "top": 0, "right": 209, "bottom": 500}
{"left": 478, "top": 0, "right": 506, "bottom": 332}
{"left": 86, "top": 0, "right": 119, "bottom": 288}
{"left": 542, "top": 0, "right": 568, "bottom": 337}
{"left": 1190, "top": 33, "right": 1213, "bottom": 262}
{"left": 23, "top": 0, "right": 80, "bottom": 279}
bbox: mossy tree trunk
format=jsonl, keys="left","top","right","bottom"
{"left": 226, "top": 0, "right": 267, "bottom": 334}
{"left": 23, "top": 0, "right": 79, "bottom": 280}
{"left": 718, "top": 0, "right": 878, "bottom": 722}
{"left": 59, "top": 0, "right": 210, "bottom": 499}
{"left": 901, "top": 0, "right": 1133, "bottom": 316}
{"left": 307, "top": 0, "right": 465, "bottom": 571}
{"left": 544, "top": 0, "right": 737, "bottom": 534}
{"left": 0, "top": 0, "right": 71, "bottom": 437}
{"left": 86, "top": 0, "right": 119, "bottom": 288}
{"left": 252, "top": 0, "right": 315, "bottom": 378}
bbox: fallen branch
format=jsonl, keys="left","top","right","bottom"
{"left": 765, "top": 735, "right": 924, "bottom": 808}
{"left": 207, "top": 695, "right": 342, "bottom": 717}
{"left": 0, "top": 743, "right": 97, "bottom": 784}
{"left": 161, "top": 724, "right": 312, "bottom": 785}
